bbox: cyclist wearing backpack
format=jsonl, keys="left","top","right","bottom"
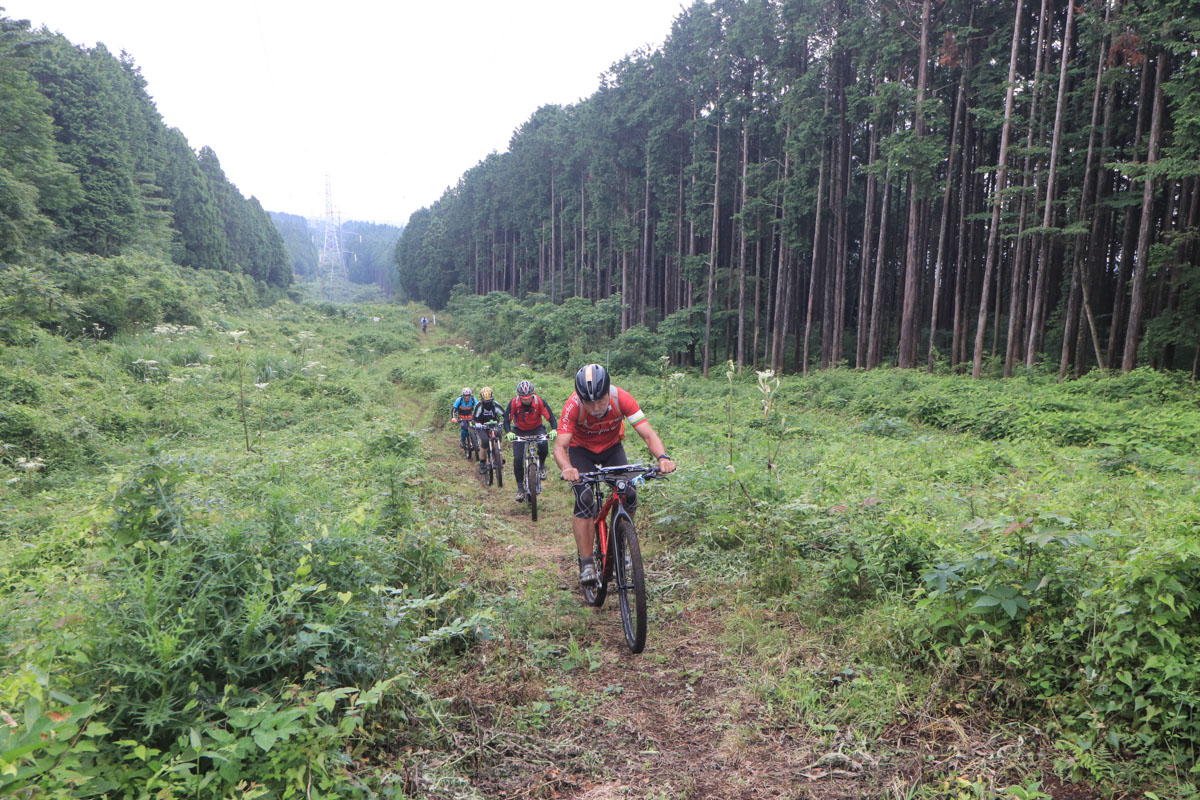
{"left": 554, "top": 364, "right": 676, "bottom": 586}
{"left": 503, "top": 380, "right": 558, "bottom": 503}
{"left": 450, "top": 388, "right": 478, "bottom": 458}
{"left": 471, "top": 386, "right": 506, "bottom": 475}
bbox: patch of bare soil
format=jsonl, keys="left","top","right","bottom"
{"left": 408, "top": 404, "right": 1078, "bottom": 799}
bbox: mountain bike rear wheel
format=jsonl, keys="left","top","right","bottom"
{"left": 613, "top": 517, "right": 647, "bottom": 653}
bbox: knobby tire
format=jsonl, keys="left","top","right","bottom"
{"left": 614, "top": 517, "right": 647, "bottom": 653}
{"left": 526, "top": 458, "right": 539, "bottom": 521}
{"left": 493, "top": 441, "right": 503, "bottom": 488}
{"left": 484, "top": 438, "right": 495, "bottom": 486}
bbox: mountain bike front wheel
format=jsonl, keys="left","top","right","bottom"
{"left": 613, "top": 517, "right": 647, "bottom": 653}
{"left": 493, "top": 441, "right": 503, "bottom": 488}
{"left": 526, "top": 461, "right": 539, "bottom": 521}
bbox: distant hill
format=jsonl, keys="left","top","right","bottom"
{"left": 269, "top": 212, "right": 402, "bottom": 292}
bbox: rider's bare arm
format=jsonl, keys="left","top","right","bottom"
{"left": 554, "top": 431, "right": 579, "bottom": 482}
{"left": 634, "top": 422, "right": 675, "bottom": 474}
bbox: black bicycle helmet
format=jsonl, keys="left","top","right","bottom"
{"left": 574, "top": 364, "right": 610, "bottom": 401}
{"left": 517, "top": 380, "right": 534, "bottom": 397}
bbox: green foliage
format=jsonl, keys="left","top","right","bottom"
{"left": 447, "top": 290, "right": 622, "bottom": 371}
{"left": 608, "top": 324, "right": 667, "bottom": 374}
{"left": 800, "top": 368, "right": 1200, "bottom": 455}
{"left": 0, "top": 301, "right": 483, "bottom": 795}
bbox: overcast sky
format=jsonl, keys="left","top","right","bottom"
{"left": 4, "top": 0, "right": 686, "bottom": 226}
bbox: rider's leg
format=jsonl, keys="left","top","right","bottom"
{"left": 513, "top": 439, "right": 526, "bottom": 485}
{"left": 572, "top": 515, "right": 594, "bottom": 559}
{"left": 568, "top": 446, "right": 601, "bottom": 559}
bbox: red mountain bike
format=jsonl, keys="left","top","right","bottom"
{"left": 574, "top": 464, "right": 666, "bottom": 653}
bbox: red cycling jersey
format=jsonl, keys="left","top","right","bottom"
{"left": 558, "top": 386, "right": 648, "bottom": 453}
{"left": 507, "top": 395, "right": 555, "bottom": 432}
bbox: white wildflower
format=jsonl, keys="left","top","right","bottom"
{"left": 254, "top": 382, "right": 269, "bottom": 390}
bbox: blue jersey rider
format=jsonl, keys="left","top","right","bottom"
{"left": 450, "top": 388, "right": 479, "bottom": 458}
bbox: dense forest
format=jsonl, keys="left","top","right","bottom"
{"left": 0, "top": 13, "right": 291, "bottom": 325}
{"left": 395, "top": 0, "right": 1200, "bottom": 378}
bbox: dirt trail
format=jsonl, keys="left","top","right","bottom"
{"left": 414, "top": 398, "right": 883, "bottom": 800}
{"left": 408, "top": 360, "right": 1090, "bottom": 800}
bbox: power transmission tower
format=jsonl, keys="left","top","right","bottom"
{"left": 318, "top": 175, "right": 348, "bottom": 293}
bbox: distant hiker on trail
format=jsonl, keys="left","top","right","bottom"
{"left": 420, "top": 316, "right": 428, "bottom": 333}
{"left": 554, "top": 364, "right": 676, "bottom": 586}
{"left": 504, "top": 380, "right": 557, "bottom": 503}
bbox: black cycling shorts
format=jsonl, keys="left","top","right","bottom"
{"left": 569, "top": 442, "right": 636, "bottom": 518}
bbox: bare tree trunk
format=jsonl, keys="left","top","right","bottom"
{"left": 771, "top": 134, "right": 790, "bottom": 371}
{"left": 857, "top": 117, "right": 878, "bottom": 369}
{"left": 752, "top": 234, "right": 763, "bottom": 369}
{"left": 1024, "top": 0, "right": 1073, "bottom": 369}
{"left": 1108, "top": 58, "right": 1150, "bottom": 366}
{"left": 928, "top": 23, "right": 969, "bottom": 372}
{"left": 972, "top": 0, "right": 1025, "bottom": 378}
{"left": 803, "top": 139, "right": 828, "bottom": 375}
{"left": 867, "top": 164, "right": 894, "bottom": 369}
{"left": 1122, "top": 52, "right": 1169, "bottom": 372}
{"left": 703, "top": 114, "right": 722, "bottom": 379}
{"left": 1060, "top": 0, "right": 1112, "bottom": 378}
{"left": 950, "top": 118, "right": 973, "bottom": 369}
{"left": 641, "top": 161, "right": 652, "bottom": 325}
{"left": 898, "top": 0, "right": 932, "bottom": 368}
{"left": 621, "top": 247, "right": 629, "bottom": 329}
{"left": 831, "top": 80, "right": 851, "bottom": 367}
{"left": 737, "top": 121, "right": 749, "bottom": 368}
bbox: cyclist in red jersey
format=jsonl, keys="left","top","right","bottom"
{"left": 554, "top": 363, "right": 676, "bottom": 586}
{"left": 503, "top": 379, "right": 558, "bottom": 502}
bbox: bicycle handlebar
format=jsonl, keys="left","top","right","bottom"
{"left": 567, "top": 463, "right": 667, "bottom": 484}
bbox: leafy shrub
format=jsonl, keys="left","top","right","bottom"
{"left": 346, "top": 330, "right": 412, "bottom": 360}
{"left": 389, "top": 366, "right": 438, "bottom": 393}
{"left": 912, "top": 519, "right": 1200, "bottom": 775}
{"left": 0, "top": 368, "right": 40, "bottom": 405}
{"left": 853, "top": 414, "right": 913, "bottom": 438}
{"left": 253, "top": 352, "right": 297, "bottom": 382}
{"left": 0, "top": 404, "right": 95, "bottom": 465}
{"left": 608, "top": 324, "right": 667, "bottom": 374}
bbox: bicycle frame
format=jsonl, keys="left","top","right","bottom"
{"left": 458, "top": 419, "right": 478, "bottom": 451}
{"left": 573, "top": 464, "right": 663, "bottom": 653}
{"left": 577, "top": 464, "right": 659, "bottom": 579}
{"left": 515, "top": 433, "right": 549, "bottom": 519}
{"left": 475, "top": 422, "right": 504, "bottom": 486}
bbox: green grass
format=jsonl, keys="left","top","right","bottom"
{"left": 4, "top": 297, "right": 1200, "bottom": 797}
